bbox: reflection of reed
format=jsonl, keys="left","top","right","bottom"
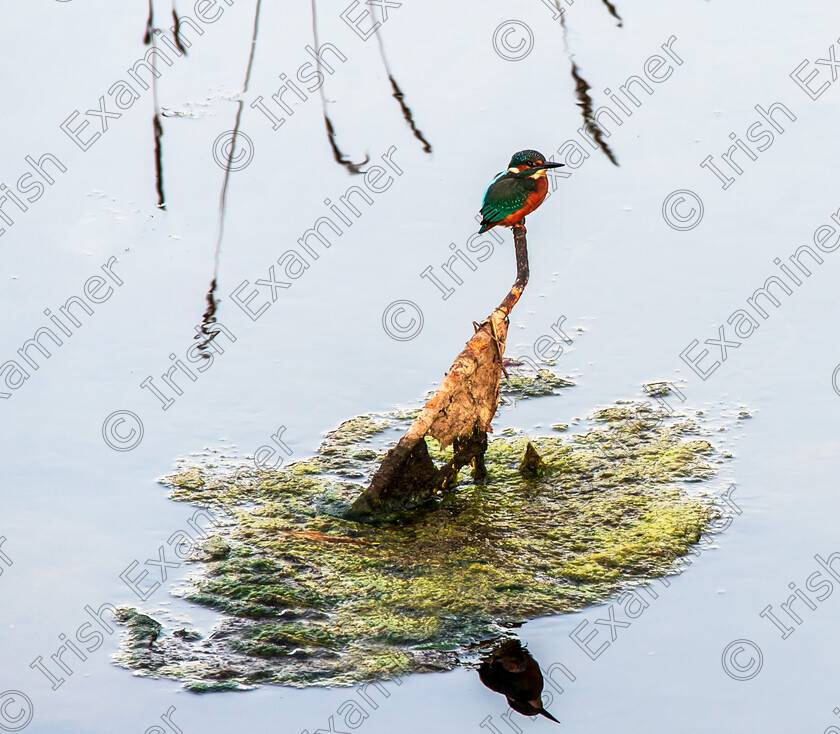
{"left": 310, "top": 0, "right": 369, "bottom": 174}
{"left": 374, "top": 24, "right": 433, "bottom": 154}
{"left": 198, "top": 277, "right": 219, "bottom": 353}
{"left": 143, "top": 0, "right": 170, "bottom": 209}
{"left": 569, "top": 57, "right": 618, "bottom": 166}
{"left": 307, "top": 0, "right": 436, "bottom": 171}
{"left": 197, "top": 0, "right": 433, "bottom": 349}
{"left": 197, "top": 0, "right": 263, "bottom": 356}
{"left": 152, "top": 112, "right": 165, "bottom": 207}
{"left": 558, "top": 3, "right": 620, "bottom": 166}
{"left": 601, "top": 0, "right": 623, "bottom": 27}
{"left": 171, "top": 8, "right": 188, "bottom": 54}
{"left": 143, "top": 0, "right": 153, "bottom": 44}
{"left": 387, "top": 76, "right": 432, "bottom": 153}
{"left": 215, "top": 0, "right": 262, "bottom": 254}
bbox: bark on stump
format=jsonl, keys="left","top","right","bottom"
{"left": 350, "top": 223, "right": 530, "bottom": 518}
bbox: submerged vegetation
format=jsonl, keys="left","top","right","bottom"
{"left": 115, "top": 376, "right": 730, "bottom": 690}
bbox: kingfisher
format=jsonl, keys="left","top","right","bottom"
{"left": 478, "top": 150, "right": 564, "bottom": 233}
{"left": 478, "top": 639, "right": 560, "bottom": 724}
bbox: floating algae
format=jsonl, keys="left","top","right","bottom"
{"left": 500, "top": 369, "right": 574, "bottom": 399}
{"left": 114, "top": 379, "right": 731, "bottom": 690}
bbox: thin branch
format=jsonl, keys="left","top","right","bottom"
{"left": 350, "top": 224, "right": 531, "bottom": 518}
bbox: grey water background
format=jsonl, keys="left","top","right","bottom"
{"left": 2, "top": 0, "right": 840, "bottom": 731}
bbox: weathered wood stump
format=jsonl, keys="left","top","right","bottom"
{"left": 350, "top": 223, "right": 530, "bottom": 518}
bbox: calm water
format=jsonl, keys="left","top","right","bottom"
{"left": 2, "top": 0, "right": 840, "bottom": 732}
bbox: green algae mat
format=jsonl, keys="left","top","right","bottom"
{"left": 114, "top": 378, "right": 731, "bottom": 690}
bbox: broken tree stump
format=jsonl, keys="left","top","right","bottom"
{"left": 350, "top": 223, "right": 530, "bottom": 518}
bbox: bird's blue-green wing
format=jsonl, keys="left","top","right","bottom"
{"left": 479, "top": 174, "right": 537, "bottom": 224}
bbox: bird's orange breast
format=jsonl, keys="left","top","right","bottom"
{"left": 493, "top": 176, "right": 549, "bottom": 228}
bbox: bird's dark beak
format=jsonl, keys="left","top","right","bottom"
{"left": 539, "top": 708, "right": 561, "bottom": 724}
{"left": 535, "top": 162, "right": 564, "bottom": 170}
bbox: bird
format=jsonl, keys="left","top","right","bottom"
{"left": 478, "top": 150, "right": 564, "bottom": 234}
{"left": 478, "top": 639, "right": 560, "bottom": 724}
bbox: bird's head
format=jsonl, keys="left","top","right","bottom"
{"left": 507, "top": 149, "right": 564, "bottom": 177}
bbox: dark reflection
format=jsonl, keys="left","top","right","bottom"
{"left": 172, "top": 9, "right": 188, "bottom": 55}
{"left": 143, "top": 0, "right": 153, "bottom": 44}
{"left": 310, "top": 0, "right": 369, "bottom": 174}
{"left": 152, "top": 112, "right": 165, "bottom": 208}
{"left": 559, "top": 8, "right": 619, "bottom": 167}
{"left": 144, "top": 1, "right": 166, "bottom": 208}
{"left": 323, "top": 115, "right": 369, "bottom": 175}
{"left": 478, "top": 639, "right": 560, "bottom": 724}
{"left": 198, "top": 278, "right": 219, "bottom": 353}
{"left": 387, "top": 75, "right": 432, "bottom": 153}
{"left": 374, "top": 27, "right": 432, "bottom": 154}
{"left": 197, "top": 0, "right": 263, "bottom": 356}
{"left": 569, "top": 59, "right": 618, "bottom": 166}
{"left": 600, "top": 0, "right": 623, "bottom": 27}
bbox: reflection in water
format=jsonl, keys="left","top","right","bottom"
{"left": 199, "top": 278, "right": 219, "bottom": 352}
{"left": 197, "top": 0, "right": 263, "bottom": 356}
{"left": 171, "top": 9, "right": 188, "bottom": 55}
{"left": 310, "top": 0, "right": 369, "bottom": 174}
{"left": 387, "top": 75, "right": 432, "bottom": 153}
{"left": 478, "top": 639, "right": 560, "bottom": 724}
{"left": 143, "top": 0, "right": 153, "bottom": 44}
{"left": 374, "top": 25, "right": 433, "bottom": 154}
{"left": 323, "top": 115, "right": 369, "bottom": 174}
{"left": 600, "top": 0, "right": 623, "bottom": 27}
{"left": 558, "top": 4, "right": 619, "bottom": 167}
{"left": 568, "top": 58, "right": 618, "bottom": 166}
{"left": 144, "top": 0, "right": 167, "bottom": 208}
{"left": 152, "top": 111, "right": 165, "bottom": 208}
{"left": 144, "top": 1, "right": 188, "bottom": 208}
